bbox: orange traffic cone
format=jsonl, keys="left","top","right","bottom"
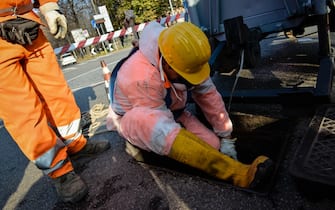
{"left": 100, "top": 60, "right": 111, "bottom": 102}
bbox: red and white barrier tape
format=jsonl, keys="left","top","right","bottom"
{"left": 54, "top": 12, "right": 185, "bottom": 55}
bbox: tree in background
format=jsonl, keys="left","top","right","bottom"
{"left": 95, "top": 0, "right": 183, "bottom": 28}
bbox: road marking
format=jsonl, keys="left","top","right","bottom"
{"left": 71, "top": 81, "right": 105, "bottom": 92}
{"left": 66, "top": 60, "right": 119, "bottom": 82}
{"left": 67, "top": 67, "right": 101, "bottom": 82}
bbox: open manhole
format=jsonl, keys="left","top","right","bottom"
{"left": 125, "top": 110, "right": 292, "bottom": 195}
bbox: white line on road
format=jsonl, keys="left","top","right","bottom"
{"left": 66, "top": 60, "right": 120, "bottom": 83}
{"left": 67, "top": 67, "right": 101, "bottom": 82}
{"left": 71, "top": 81, "right": 105, "bottom": 92}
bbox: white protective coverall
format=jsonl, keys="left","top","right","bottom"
{"left": 106, "top": 21, "right": 233, "bottom": 155}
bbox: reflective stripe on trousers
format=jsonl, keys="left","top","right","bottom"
{"left": 0, "top": 30, "right": 86, "bottom": 178}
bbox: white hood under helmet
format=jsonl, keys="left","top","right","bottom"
{"left": 139, "top": 21, "right": 165, "bottom": 68}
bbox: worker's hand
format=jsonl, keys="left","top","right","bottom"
{"left": 39, "top": 2, "right": 67, "bottom": 39}
{"left": 220, "top": 137, "right": 237, "bottom": 160}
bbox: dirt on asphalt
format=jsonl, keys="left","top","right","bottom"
{"left": 50, "top": 32, "right": 335, "bottom": 209}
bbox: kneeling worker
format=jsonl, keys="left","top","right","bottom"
{"left": 106, "top": 21, "right": 273, "bottom": 189}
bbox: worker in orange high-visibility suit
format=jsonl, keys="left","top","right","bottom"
{"left": 106, "top": 21, "right": 274, "bottom": 189}
{"left": 0, "top": 0, "right": 110, "bottom": 203}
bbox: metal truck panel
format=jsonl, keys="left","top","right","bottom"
{"left": 186, "top": 0, "right": 308, "bottom": 37}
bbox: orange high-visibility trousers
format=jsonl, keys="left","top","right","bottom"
{"left": 0, "top": 31, "right": 86, "bottom": 178}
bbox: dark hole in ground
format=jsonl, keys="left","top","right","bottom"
{"left": 127, "top": 105, "right": 302, "bottom": 195}
{"left": 231, "top": 114, "right": 296, "bottom": 194}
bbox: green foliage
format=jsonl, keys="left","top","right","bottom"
{"left": 54, "top": 0, "right": 183, "bottom": 46}
{"left": 90, "top": 0, "right": 182, "bottom": 29}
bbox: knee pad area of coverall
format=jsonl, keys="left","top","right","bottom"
{"left": 118, "top": 107, "right": 181, "bottom": 155}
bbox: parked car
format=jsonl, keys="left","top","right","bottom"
{"left": 59, "top": 52, "right": 77, "bottom": 66}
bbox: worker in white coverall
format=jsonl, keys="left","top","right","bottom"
{"left": 0, "top": 0, "right": 110, "bottom": 203}
{"left": 106, "top": 21, "right": 274, "bottom": 189}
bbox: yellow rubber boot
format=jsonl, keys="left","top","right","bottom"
{"left": 168, "top": 128, "right": 273, "bottom": 188}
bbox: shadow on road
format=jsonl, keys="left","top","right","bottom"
{"left": 0, "top": 127, "right": 29, "bottom": 209}
{"left": 0, "top": 86, "right": 99, "bottom": 209}
{"left": 73, "top": 86, "right": 97, "bottom": 112}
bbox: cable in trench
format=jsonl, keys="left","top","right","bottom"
{"left": 228, "top": 49, "right": 245, "bottom": 112}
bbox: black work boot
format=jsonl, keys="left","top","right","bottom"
{"left": 70, "top": 140, "right": 111, "bottom": 160}
{"left": 53, "top": 171, "right": 88, "bottom": 203}
{"left": 249, "top": 158, "right": 274, "bottom": 190}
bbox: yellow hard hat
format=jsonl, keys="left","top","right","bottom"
{"left": 158, "top": 22, "right": 211, "bottom": 85}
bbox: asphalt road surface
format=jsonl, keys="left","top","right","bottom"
{"left": 1, "top": 28, "right": 335, "bottom": 209}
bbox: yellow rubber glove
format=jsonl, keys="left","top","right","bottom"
{"left": 39, "top": 2, "right": 67, "bottom": 39}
